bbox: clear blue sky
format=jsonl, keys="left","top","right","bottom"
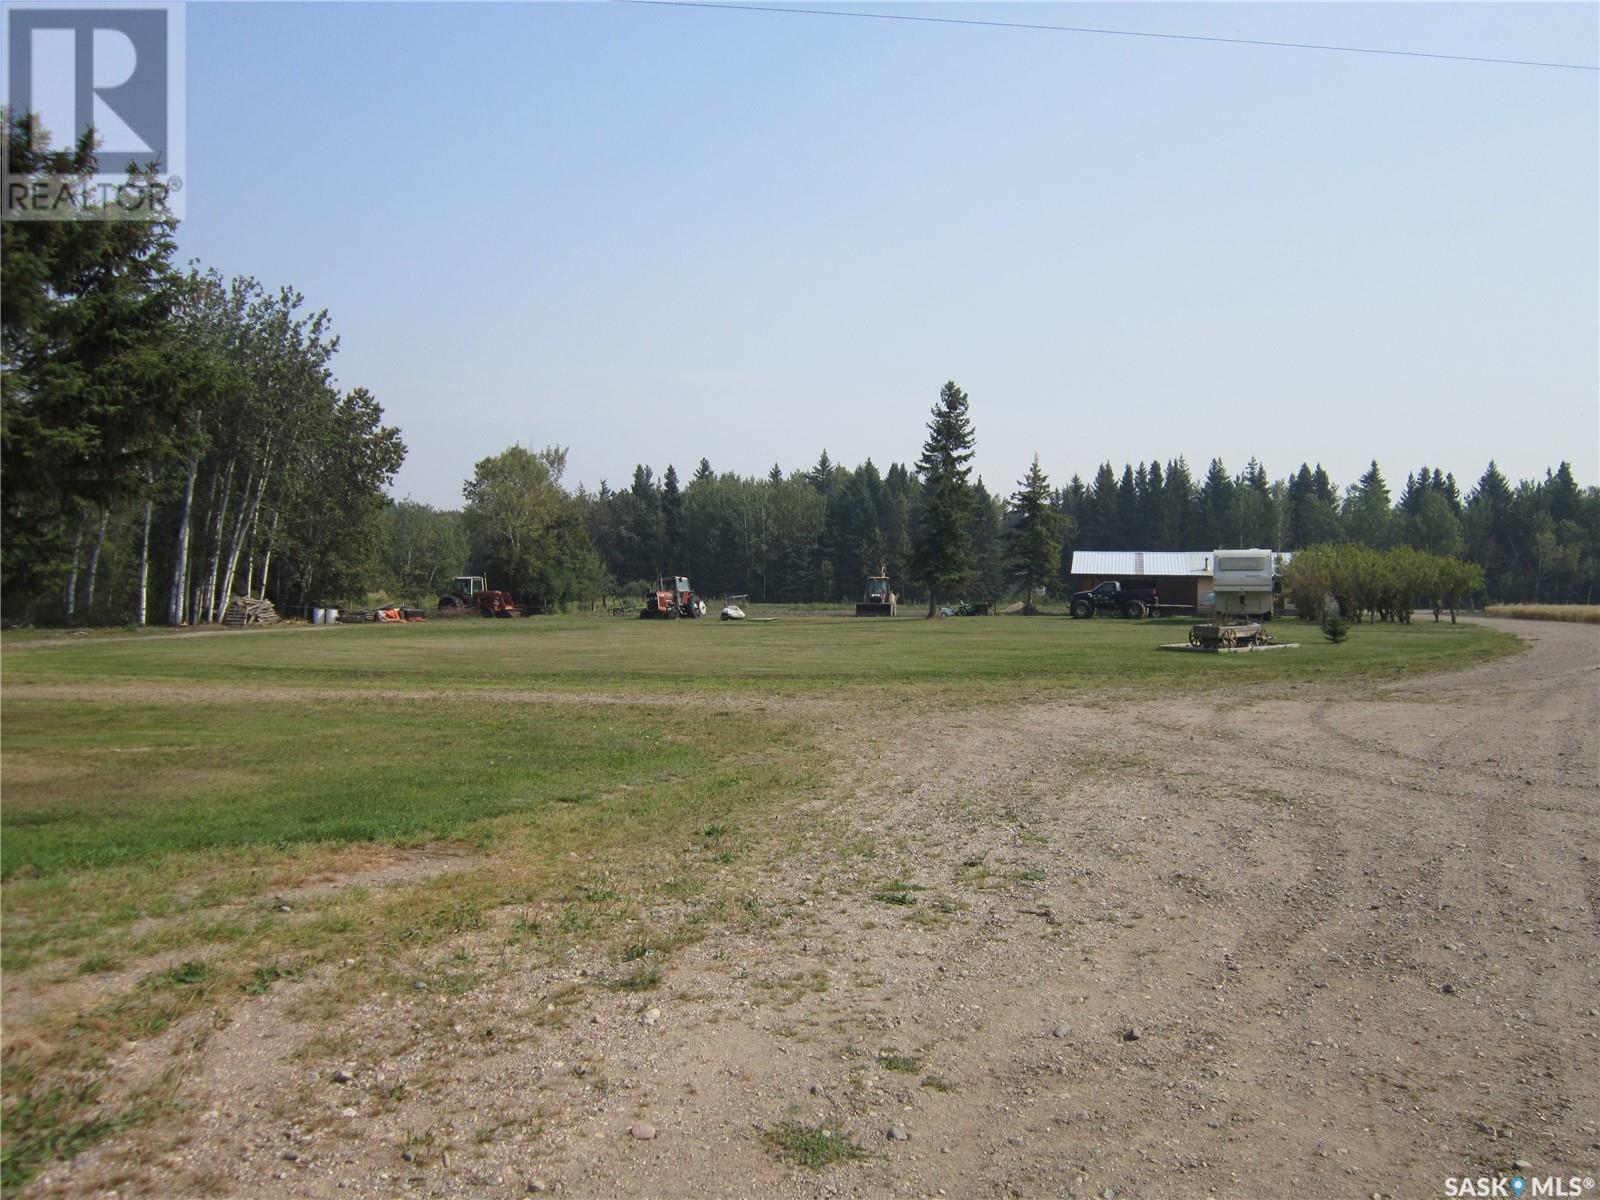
{"left": 173, "top": 1, "right": 1599, "bottom": 507}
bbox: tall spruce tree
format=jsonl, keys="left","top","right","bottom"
{"left": 1164, "top": 458, "right": 1196, "bottom": 546}
{"left": 1342, "top": 460, "right": 1393, "bottom": 548}
{"left": 661, "top": 464, "right": 683, "bottom": 567}
{"left": 968, "top": 479, "right": 1006, "bottom": 601}
{"left": 1008, "top": 455, "right": 1061, "bottom": 612}
{"left": 808, "top": 450, "right": 834, "bottom": 492}
{"left": 910, "top": 380, "right": 976, "bottom": 616}
{"left": 1085, "top": 463, "right": 1119, "bottom": 548}
{"left": 1194, "top": 458, "right": 1235, "bottom": 548}
{"left": 1143, "top": 461, "right": 1170, "bottom": 546}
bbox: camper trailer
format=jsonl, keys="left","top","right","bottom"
{"left": 1209, "top": 549, "right": 1277, "bottom": 620}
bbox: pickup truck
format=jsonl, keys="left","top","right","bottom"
{"left": 1069, "top": 580, "right": 1160, "bottom": 619}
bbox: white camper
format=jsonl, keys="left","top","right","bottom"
{"left": 1210, "top": 548, "right": 1277, "bottom": 619}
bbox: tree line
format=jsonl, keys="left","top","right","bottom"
{"left": 380, "top": 383, "right": 1598, "bottom": 613}
{"left": 2, "top": 114, "right": 406, "bottom": 625}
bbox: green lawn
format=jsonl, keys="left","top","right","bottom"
{"left": 0, "top": 699, "right": 797, "bottom": 880}
{"left": 1, "top": 610, "right": 1519, "bottom": 698}
{"left": 0, "top": 611, "right": 1520, "bottom": 891}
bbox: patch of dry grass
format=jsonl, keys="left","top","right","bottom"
{"left": 1485, "top": 604, "right": 1600, "bottom": 624}
{"left": 0, "top": 698, "right": 822, "bottom": 1192}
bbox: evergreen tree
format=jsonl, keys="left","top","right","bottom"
{"left": 1237, "top": 458, "right": 1274, "bottom": 546}
{"left": 1164, "top": 457, "right": 1196, "bottom": 547}
{"left": 1398, "top": 467, "right": 1430, "bottom": 514}
{"left": 831, "top": 465, "right": 883, "bottom": 596}
{"left": 1054, "top": 475, "right": 1087, "bottom": 584}
{"left": 1084, "top": 463, "right": 1119, "bottom": 548}
{"left": 1402, "top": 489, "right": 1464, "bottom": 557}
{"left": 808, "top": 450, "right": 834, "bottom": 492}
{"left": 1547, "top": 462, "right": 1582, "bottom": 524}
{"left": 910, "top": 381, "right": 976, "bottom": 615}
{"left": 1342, "top": 460, "right": 1393, "bottom": 548}
{"left": 1008, "top": 455, "right": 1061, "bottom": 612}
{"left": 617, "top": 464, "right": 661, "bottom": 582}
{"left": 1286, "top": 463, "right": 1341, "bottom": 549}
{"left": 1116, "top": 465, "right": 1139, "bottom": 543}
{"left": 882, "top": 462, "right": 914, "bottom": 595}
{"left": 1144, "top": 461, "right": 1171, "bottom": 546}
{"left": 968, "top": 479, "right": 1006, "bottom": 601}
{"left": 661, "top": 463, "right": 684, "bottom": 568}
{"left": 1196, "top": 458, "right": 1235, "bottom": 548}
{"left": 2, "top": 112, "right": 188, "bottom": 608}
{"left": 1438, "top": 470, "right": 1462, "bottom": 512}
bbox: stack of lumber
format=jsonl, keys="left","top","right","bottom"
{"left": 222, "top": 596, "right": 280, "bottom": 627}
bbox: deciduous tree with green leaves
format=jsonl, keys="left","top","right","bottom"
{"left": 463, "top": 445, "right": 571, "bottom": 606}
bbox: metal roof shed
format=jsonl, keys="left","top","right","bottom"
{"left": 1070, "top": 551, "right": 1214, "bottom": 577}
{"left": 1068, "top": 550, "right": 1216, "bottom": 610}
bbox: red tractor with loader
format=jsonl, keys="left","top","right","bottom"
{"left": 437, "top": 576, "right": 521, "bottom": 618}
{"left": 641, "top": 575, "right": 707, "bottom": 619}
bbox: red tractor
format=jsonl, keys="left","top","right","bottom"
{"left": 641, "top": 575, "right": 707, "bottom": 619}
{"left": 438, "top": 576, "right": 521, "bottom": 618}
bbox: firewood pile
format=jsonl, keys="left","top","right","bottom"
{"left": 222, "top": 596, "right": 280, "bottom": 627}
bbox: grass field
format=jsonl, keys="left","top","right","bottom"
{"left": 2, "top": 609, "right": 1519, "bottom": 698}
{"left": 0, "top": 612, "right": 1519, "bottom": 1189}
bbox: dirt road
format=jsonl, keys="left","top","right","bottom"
{"left": 25, "top": 618, "right": 1599, "bottom": 1199}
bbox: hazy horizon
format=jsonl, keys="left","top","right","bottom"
{"left": 170, "top": 1, "right": 1598, "bottom": 508}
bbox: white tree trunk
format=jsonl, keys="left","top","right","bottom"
{"left": 64, "top": 520, "right": 84, "bottom": 620}
{"left": 202, "top": 459, "right": 235, "bottom": 623}
{"left": 217, "top": 470, "right": 254, "bottom": 617}
{"left": 258, "top": 510, "right": 280, "bottom": 600}
{"left": 84, "top": 507, "right": 109, "bottom": 620}
{"left": 138, "top": 497, "right": 153, "bottom": 626}
{"left": 219, "top": 457, "right": 269, "bottom": 614}
{"left": 167, "top": 458, "right": 199, "bottom": 625}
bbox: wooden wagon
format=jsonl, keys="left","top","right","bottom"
{"left": 1187, "top": 621, "right": 1272, "bottom": 649}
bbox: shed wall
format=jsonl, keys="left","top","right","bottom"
{"left": 1072, "top": 574, "right": 1212, "bottom": 609}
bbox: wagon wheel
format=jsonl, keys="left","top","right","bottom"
{"left": 1188, "top": 628, "right": 1202, "bottom": 647}
{"left": 1221, "top": 628, "right": 1237, "bottom": 648}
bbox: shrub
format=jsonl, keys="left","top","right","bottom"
{"left": 1321, "top": 614, "right": 1350, "bottom": 644}
{"left": 1285, "top": 544, "right": 1483, "bottom": 624}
